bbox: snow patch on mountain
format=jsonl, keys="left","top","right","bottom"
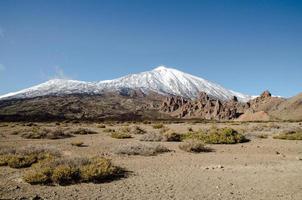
{"left": 0, "top": 66, "right": 252, "bottom": 102}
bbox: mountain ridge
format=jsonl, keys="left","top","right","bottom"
{"left": 0, "top": 66, "right": 251, "bottom": 102}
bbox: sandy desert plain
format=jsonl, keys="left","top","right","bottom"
{"left": 0, "top": 120, "right": 302, "bottom": 200}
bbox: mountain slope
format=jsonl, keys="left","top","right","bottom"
{"left": 270, "top": 93, "right": 302, "bottom": 121}
{"left": 0, "top": 66, "right": 251, "bottom": 102}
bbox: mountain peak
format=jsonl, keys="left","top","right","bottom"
{"left": 152, "top": 65, "right": 173, "bottom": 71}
{"left": 0, "top": 66, "right": 252, "bottom": 102}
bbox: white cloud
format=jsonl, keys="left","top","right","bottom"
{"left": 0, "top": 64, "right": 5, "bottom": 71}
{"left": 50, "top": 66, "right": 71, "bottom": 80}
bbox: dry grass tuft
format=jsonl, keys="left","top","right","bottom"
{"left": 0, "top": 145, "right": 61, "bottom": 168}
{"left": 273, "top": 129, "right": 302, "bottom": 140}
{"left": 21, "top": 127, "right": 73, "bottom": 139}
{"left": 139, "top": 132, "right": 163, "bottom": 142}
{"left": 179, "top": 139, "right": 212, "bottom": 153}
{"left": 114, "top": 143, "right": 169, "bottom": 156}
{"left": 162, "top": 130, "right": 182, "bottom": 142}
{"left": 23, "top": 157, "right": 123, "bottom": 185}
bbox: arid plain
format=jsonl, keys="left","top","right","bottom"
{"left": 0, "top": 121, "right": 301, "bottom": 200}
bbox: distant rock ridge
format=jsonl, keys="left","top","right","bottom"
{"left": 160, "top": 92, "right": 245, "bottom": 120}
{"left": 160, "top": 90, "right": 291, "bottom": 121}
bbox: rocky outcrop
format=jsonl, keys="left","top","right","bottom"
{"left": 160, "top": 92, "right": 245, "bottom": 120}
{"left": 160, "top": 90, "right": 292, "bottom": 121}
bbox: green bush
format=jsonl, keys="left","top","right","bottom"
{"left": 182, "top": 127, "right": 248, "bottom": 144}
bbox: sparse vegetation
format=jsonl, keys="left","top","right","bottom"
{"left": 111, "top": 132, "right": 132, "bottom": 139}
{"left": 114, "top": 143, "right": 169, "bottom": 156}
{"left": 152, "top": 123, "right": 164, "bottom": 129}
{"left": 23, "top": 157, "right": 122, "bottom": 185}
{"left": 183, "top": 127, "right": 248, "bottom": 144}
{"left": 179, "top": 139, "right": 212, "bottom": 153}
{"left": 273, "top": 129, "right": 302, "bottom": 140}
{"left": 162, "top": 131, "right": 182, "bottom": 142}
{"left": 0, "top": 145, "right": 61, "bottom": 168}
{"left": 21, "top": 128, "right": 73, "bottom": 139}
{"left": 139, "top": 132, "right": 163, "bottom": 142}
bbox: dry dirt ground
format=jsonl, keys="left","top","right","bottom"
{"left": 0, "top": 121, "right": 302, "bottom": 200}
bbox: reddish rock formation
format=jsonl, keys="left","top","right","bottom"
{"left": 160, "top": 92, "right": 245, "bottom": 120}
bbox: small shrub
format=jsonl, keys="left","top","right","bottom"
{"left": 80, "top": 157, "right": 118, "bottom": 182}
{"left": 139, "top": 132, "right": 163, "bottom": 142}
{"left": 0, "top": 145, "right": 61, "bottom": 168}
{"left": 21, "top": 128, "right": 73, "bottom": 139}
{"left": 23, "top": 157, "right": 120, "bottom": 185}
{"left": 162, "top": 131, "right": 182, "bottom": 142}
{"left": 179, "top": 139, "right": 212, "bottom": 153}
{"left": 182, "top": 127, "right": 248, "bottom": 144}
{"left": 273, "top": 129, "right": 302, "bottom": 140}
{"left": 51, "top": 165, "right": 79, "bottom": 184}
{"left": 119, "top": 127, "right": 131, "bottom": 133}
{"left": 152, "top": 124, "right": 164, "bottom": 129}
{"left": 114, "top": 143, "right": 169, "bottom": 156}
{"left": 71, "top": 141, "right": 84, "bottom": 147}
{"left": 111, "top": 132, "right": 132, "bottom": 139}
{"left": 6, "top": 154, "right": 38, "bottom": 168}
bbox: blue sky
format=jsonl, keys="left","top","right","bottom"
{"left": 0, "top": 0, "right": 301, "bottom": 97}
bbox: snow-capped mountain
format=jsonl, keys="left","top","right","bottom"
{"left": 0, "top": 66, "right": 252, "bottom": 102}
